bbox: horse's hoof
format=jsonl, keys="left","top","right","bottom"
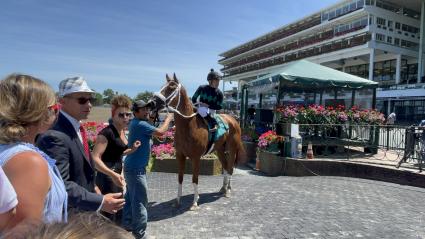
{"left": 190, "top": 204, "right": 199, "bottom": 211}
{"left": 172, "top": 200, "right": 181, "bottom": 208}
{"left": 219, "top": 186, "right": 226, "bottom": 194}
{"left": 225, "top": 190, "right": 231, "bottom": 198}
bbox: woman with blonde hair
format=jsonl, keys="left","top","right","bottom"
{"left": 0, "top": 74, "right": 67, "bottom": 234}
{"left": 3, "top": 212, "right": 133, "bottom": 239}
{"left": 92, "top": 95, "right": 140, "bottom": 222}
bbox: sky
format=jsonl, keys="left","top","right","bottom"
{"left": 0, "top": 0, "right": 338, "bottom": 97}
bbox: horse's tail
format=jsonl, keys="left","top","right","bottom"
{"left": 221, "top": 113, "right": 246, "bottom": 166}
{"left": 235, "top": 136, "right": 247, "bottom": 166}
{"left": 233, "top": 121, "right": 246, "bottom": 166}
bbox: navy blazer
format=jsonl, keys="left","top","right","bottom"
{"left": 36, "top": 112, "right": 103, "bottom": 211}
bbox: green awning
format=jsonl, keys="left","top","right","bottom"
{"left": 248, "top": 60, "right": 378, "bottom": 93}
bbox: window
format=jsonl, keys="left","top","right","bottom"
{"left": 394, "top": 38, "right": 400, "bottom": 46}
{"left": 336, "top": 8, "right": 342, "bottom": 16}
{"left": 376, "top": 33, "right": 385, "bottom": 41}
{"left": 376, "top": 17, "right": 386, "bottom": 26}
{"left": 322, "top": 12, "right": 329, "bottom": 21}
{"left": 395, "top": 22, "right": 400, "bottom": 29}
{"left": 350, "top": 2, "right": 357, "bottom": 11}
{"left": 387, "top": 36, "right": 392, "bottom": 44}
{"left": 344, "top": 4, "right": 350, "bottom": 13}
{"left": 329, "top": 11, "right": 336, "bottom": 19}
{"left": 365, "top": 0, "right": 375, "bottom": 5}
{"left": 402, "top": 24, "right": 408, "bottom": 32}
{"left": 387, "top": 20, "right": 393, "bottom": 28}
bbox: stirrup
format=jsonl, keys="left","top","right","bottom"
{"left": 209, "top": 126, "right": 218, "bottom": 132}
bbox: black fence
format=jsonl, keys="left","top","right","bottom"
{"left": 292, "top": 124, "right": 424, "bottom": 169}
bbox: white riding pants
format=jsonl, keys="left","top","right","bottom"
{"left": 198, "top": 106, "right": 215, "bottom": 118}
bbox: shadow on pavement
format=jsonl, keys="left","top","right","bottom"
{"left": 148, "top": 191, "right": 223, "bottom": 222}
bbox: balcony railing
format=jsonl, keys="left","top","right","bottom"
{"left": 225, "top": 33, "right": 371, "bottom": 77}
{"left": 222, "top": 25, "right": 366, "bottom": 72}
{"left": 221, "top": 15, "right": 322, "bottom": 60}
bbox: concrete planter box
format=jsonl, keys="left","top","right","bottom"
{"left": 258, "top": 150, "right": 284, "bottom": 176}
{"left": 151, "top": 156, "right": 222, "bottom": 175}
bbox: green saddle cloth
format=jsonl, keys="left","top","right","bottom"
{"left": 211, "top": 114, "right": 229, "bottom": 141}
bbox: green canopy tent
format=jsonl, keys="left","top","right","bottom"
{"left": 241, "top": 60, "right": 378, "bottom": 124}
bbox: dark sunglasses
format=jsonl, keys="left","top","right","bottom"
{"left": 66, "top": 96, "right": 95, "bottom": 105}
{"left": 118, "top": 112, "right": 133, "bottom": 118}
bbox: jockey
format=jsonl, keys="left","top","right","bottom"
{"left": 192, "top": 68, "right": 224, "bottom": 132}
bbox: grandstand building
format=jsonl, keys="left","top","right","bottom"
{"left": 219, "top": 0, "right": 425, "bottom": 123}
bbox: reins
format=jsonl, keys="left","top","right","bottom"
{"left": 154, "top": 82, "right": 197, "bottom": 119}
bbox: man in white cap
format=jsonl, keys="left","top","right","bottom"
{"left": 37, "top": 76, "right": 125, "bottom": 214}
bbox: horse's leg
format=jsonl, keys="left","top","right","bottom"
{"left": 216, "top": 149, "right": 229, "bottom": 195}
{"left": 190, "top": 158, "right": 200, "bottom": 211}
{"left": 173, "top": 152, "right": 185, "bottom": 208}
{"left": 223, "top": 148, "right": 237, "bottom": 198}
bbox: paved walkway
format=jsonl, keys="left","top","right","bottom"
{"left": 146, "top": 168, "right": 425, "bottom": 239}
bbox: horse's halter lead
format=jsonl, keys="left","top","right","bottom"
{"left": 154, "top": 81, "right": 197, "bottom": 119}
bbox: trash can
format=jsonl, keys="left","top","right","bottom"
{"left": 290, "top": 135, "right": 303, "bottom": 158}
{"left": 279, "top": 136, "right": 291, "bottom": 157}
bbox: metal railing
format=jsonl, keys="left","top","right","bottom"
{"left": 294, "top": 124, "right": 423, "bottom": 168}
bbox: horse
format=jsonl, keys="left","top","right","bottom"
{"left": 150, "top": 73, "right": 245, "bottom": 210}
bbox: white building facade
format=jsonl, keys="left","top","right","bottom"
{"left": 219, "top": 0, "right": 425, "bottom": 123}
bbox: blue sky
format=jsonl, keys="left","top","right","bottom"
{"left": 0, "top": 0, "right": 337, "bottom": 97}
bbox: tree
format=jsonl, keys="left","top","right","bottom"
{"left": 93, "top": 92, "right": 103, "bottom": 106}
{"left": 134, "top": 91, "right": 153, "bottom": 102}
{"left": 103, "top": 88, "right": 115, "bottom": 104}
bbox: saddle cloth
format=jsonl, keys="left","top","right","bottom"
{"left": 204, "top": 114, "right": 229, "bottom": 155}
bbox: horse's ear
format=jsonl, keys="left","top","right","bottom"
{"left": 173, "top": 73, "right": 179, "bottom": 83}
{"left": 166, "top": 74, "right": 172, "bottom": 82}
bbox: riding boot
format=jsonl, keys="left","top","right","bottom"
{"left": 206, "top": 114, "right": 218, "bottom": 132}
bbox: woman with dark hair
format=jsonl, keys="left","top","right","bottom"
{"left": 91, "top": 95, "right": 140, "bottom": 221}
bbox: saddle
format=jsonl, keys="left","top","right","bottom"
{"left": 198, "top": 114, "right": 229, "bottom": 155}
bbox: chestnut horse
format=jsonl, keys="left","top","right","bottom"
{"left": 151, "top": 73, "right": 245, "bottom": 210}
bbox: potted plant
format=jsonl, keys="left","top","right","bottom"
{"left": 275, "top": 105, "right": 298, "bottom": 136}
{"left": 150, "top": 135, "right": 222, "bottom": 175}
{"left": 256, "top": 130, "right": 284, "bottom": 176}
{"left": 241, "top": 128, "right": 259, "bottom": 164}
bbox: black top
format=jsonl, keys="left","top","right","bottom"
{"left": 191, "top": 85, "right": 223, "bottom": 110}
{"left": 99, "top": 124, "right": 128, "bottom": 163}
{"left": 247, "top": 107, "right": 256, "bottom": 116}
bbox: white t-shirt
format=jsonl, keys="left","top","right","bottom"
{"left": 387, "top": 113, "right": 396, "bottom": 124}
{"left": 0, "top": 167, "right": 18, "bottom": 213}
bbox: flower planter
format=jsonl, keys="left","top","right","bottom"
{"left": 243, "top": 141, "right": 257, "bottom": 164}
{"left": 151, "top": 156, "right": 222, "bottom": 175}
{"left": 257, "top": 150, "right": 284, "bottom": 176}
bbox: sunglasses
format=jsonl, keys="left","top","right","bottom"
{"left": 48, "top": 103, "right": 61, "bottom": 116}
{"left": 66, "top": 96, "right": 96, "bottom": 105}
{"left": 118, "top": 112, "right": 133, "bottom": 118}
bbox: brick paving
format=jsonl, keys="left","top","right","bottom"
{"left": 145, "top": 168, "right": 425, "bottom": 239}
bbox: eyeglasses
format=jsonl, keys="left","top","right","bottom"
{"left": 48, "top": 103, "right": 61, "bottom": 116}
{"left": 66, "top": 96, "right": 95, "bottom": 105}
{"left": 118, "top": 112, "right": 133, "bottom": 118}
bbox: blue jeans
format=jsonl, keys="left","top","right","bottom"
{"left": 122, "top": 168, "right": 147, "bottom": 239}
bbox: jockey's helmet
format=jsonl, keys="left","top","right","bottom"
{"left": 207, "top": 68, "right": 221, "bottom": 81}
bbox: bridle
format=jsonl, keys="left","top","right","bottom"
{"left": 153, "top": 81, "right": 197, "bottom": 119}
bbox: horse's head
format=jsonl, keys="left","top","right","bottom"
{"left": 150, "top": 73, "right": 181, "bottom": 113}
